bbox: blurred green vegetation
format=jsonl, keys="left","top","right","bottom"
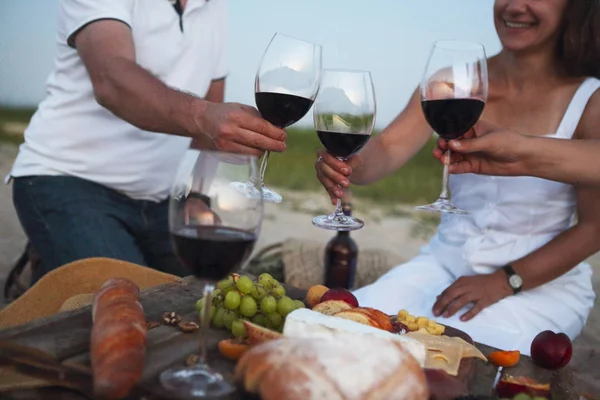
{"left": 0, "top": 107, "right": 441, "bottom": 204}
{"left": 0, "top": 107, "right": 35, "bottom": 145}
{"left": 265, "top": 127, "right": 441, "bottom": 205}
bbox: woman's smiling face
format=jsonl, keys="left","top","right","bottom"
{"left": 494, "top": 0, "right": 568, "bottom": 53}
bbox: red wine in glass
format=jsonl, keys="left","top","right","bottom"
{"left": 255, "top": 92, "right": 314, "bottom": 129}
{"left": 160, "top": 150, "right": 262, "bottom": 399}
{"left": 312, "top": 69, "right": 376, "bottom": 231}
{"left": 250, "top": 33, "right": 322, "bottom": 204}
{"left": 415, "top": 40, "right": 488, "bottom": 215}
{"left": 171, "top": 226, "right": 256, "bottom": 281}
{"left": 316, "top": 130, "right": 371, "bottom": 159}
{"left": 421, "top": 98, "right": 485, "bottom": 141}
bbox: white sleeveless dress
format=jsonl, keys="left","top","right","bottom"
{"left": 354, "top": 77, "right": 600, "bottom": 355}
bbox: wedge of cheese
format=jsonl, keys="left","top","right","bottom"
{"left": 283, "top": 308, "right": 426, "bottom": 367}
{"left": 405, "top": 331, "right": 487, "bottom": 376}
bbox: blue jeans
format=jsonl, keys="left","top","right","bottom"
{"left": 12, "top": 176, "right": 187, "bottom": 281}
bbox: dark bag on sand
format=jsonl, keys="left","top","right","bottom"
{"left": 3, "top": 242, "right": 40, "bottom": 302}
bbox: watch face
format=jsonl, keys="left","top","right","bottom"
{"left": 509, "top": 274, "right": 523, "bottom": 289}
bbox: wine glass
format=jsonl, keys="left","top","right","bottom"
{"left": 253, "top": 32, "right": 322, "bottom": 203}
{"left": 160, "top": 149, "right": 263, "bottom": 398}
{"left": 312, "top": 69, "right": 376, "bottom": 231}
{"left": 415, "top": 40, "right": 488, "bottom": 214}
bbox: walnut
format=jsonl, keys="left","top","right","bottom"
{"left": 146, "top": 321, "right": 161, "bottom": 330}
{"left": 162, "top": 311, "right": 182, "bottom": 326}
{"left": 178, "top": 321, "right": 200, "bottom": 333}
{"left": 186, "top": 354, "right": 200, "bottom": 366}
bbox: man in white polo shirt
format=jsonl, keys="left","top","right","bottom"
{"left": 9, "top": 0, "right": 286, "bottom": 280}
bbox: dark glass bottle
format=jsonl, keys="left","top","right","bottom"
{"left": 323, "top": 194, "right": 358, "bottom": 289}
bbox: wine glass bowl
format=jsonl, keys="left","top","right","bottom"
{"left": 312, "top": 69, "right": 376, "bottom": 231}
{"left": 415, "top": 40, "right": 488, "bottom": 215}
{"left": 160, "top": 149, "right": 262, "bottom": 398}
{"left": 254, "top": 33, "right": 322, "bottom": 203}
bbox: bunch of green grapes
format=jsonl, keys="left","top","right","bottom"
{"left": 195, "top": 273, "right": 305, "bottom": 339}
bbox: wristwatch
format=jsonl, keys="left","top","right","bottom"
{"left": 502, "top": 264, "right": 523, "bottom": 294}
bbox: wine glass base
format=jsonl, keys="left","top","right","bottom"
{"left": 415, "top": 198, "right": 469, "bottom": 215}
{"left": 312, "top": 214, "right": 364, "bottom": 231}
{"left": 262, "top": 186, "right": 283, "bottom": 203}
{"left": 160, "top": 365, "right": 236, "bottom": 399}
{"left": 229, "top": 181, "right": 262, "bottom": 200}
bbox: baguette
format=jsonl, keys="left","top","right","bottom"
{"left": 91, "top": 278, "right": 146, "bottom": 399}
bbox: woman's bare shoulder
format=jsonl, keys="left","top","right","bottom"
{"left": 575, "top": 80, "right": 600, "bottom": 139}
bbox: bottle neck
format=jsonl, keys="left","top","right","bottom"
{"left": 337, "top": 230, "right": 350, "bottom": 237}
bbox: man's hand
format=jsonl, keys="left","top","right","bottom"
{"left": 193, "top": 102, "right": 287, "bottom": 158}
{"left": 432, "top": 271, "right": 513, "bottom": 322}
{"left": 432, "top": 120, "right": 531, "bottom": 176}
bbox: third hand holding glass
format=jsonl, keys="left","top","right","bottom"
{"left": 312, "top": 69, "right": 376, "bottom": 231}
{"left": 416, "top": 40, "right": 488, "bottom": 215}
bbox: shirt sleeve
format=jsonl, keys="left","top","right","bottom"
{"left": 211, "top": 0, "right": 229, "bottom": 80}
{"left": 59, "top": 0, "right": 135, "bottom": 48}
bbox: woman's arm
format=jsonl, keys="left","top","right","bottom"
{"left": 316, "top": 88, "right": 433, "bottom": 202}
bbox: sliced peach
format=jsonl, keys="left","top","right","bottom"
{"left": 495, "top": 375, "right": 551, "bottom": 398}
{"left": 218, "top": 338, "right": 251, "bottom": 361}
{"left": 305, "top": 285, "right": 329, "bottom": 308}
{"left": 243, "top": 321, "right": 282, "bottom": 345}
{"left": 488, "top": 350, "right": 520, "bottom": 367}
{"left": 353, "top": 308, "right": 392, "bottom": 331}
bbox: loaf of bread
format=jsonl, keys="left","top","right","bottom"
{"left": 91, "top": 278, "right": 146, "bottom": 400}
{"left": 284, "top": 309, "right": 426, "bottom": 366}
{"left": 235, "top": 331, "right": 429, "bottom": 400}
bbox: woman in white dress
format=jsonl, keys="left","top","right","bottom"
{"left": 315, "top": 0, "right": 600, "bottom": 354}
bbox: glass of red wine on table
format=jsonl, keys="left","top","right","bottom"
{"left": 312, "top": 69, "right": 376, "bottom": 231}
{"left": 160, "top": 150, "right": 262, "bottom": 398}
{"left": 416, "top": 40, "right": 488, "bottom": 215}
{"left": 231, "top": 33, "right": 322, "bottom": 204}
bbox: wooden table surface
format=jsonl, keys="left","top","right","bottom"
{"left": 0, "top": 277, "right": 581, "bottom": 400}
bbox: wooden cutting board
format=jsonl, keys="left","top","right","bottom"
{"left": 0, "top": 278, "right": 497, "bottom": 400}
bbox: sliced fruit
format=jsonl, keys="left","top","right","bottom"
{"left": 305, "top": 284, "right": 329, "bottom": 308}
{"left": 218, "top": 338, "right": 251, "bottom": 361}
{"left": 312, "top": 300, "right": 354, "bottom": 316}
{"left": 333, "top": 310, "right": 379, "bottom": 328}
{"left": 495, "top": 375, "right": 551, "bottom": 399}
{"left": 353, "top": 307, "right": 392, "bottom": 331}
{"left": 488, "top": 350, "right": 520, "bottom": 367}
{"left": 243, "top": 320, "right": 283, "bottom": 345}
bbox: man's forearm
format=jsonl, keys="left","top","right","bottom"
{"left": 525, "top": 137, "right": 600, "bottom": 186}
{"left": 93, "top": 57, "right": 205, "bottom": 138}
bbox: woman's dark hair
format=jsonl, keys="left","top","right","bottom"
{"left": 557, "top": 0, "right": 600, "bottom": 78}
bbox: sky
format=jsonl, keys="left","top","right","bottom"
{"left": 0, "top": 0, "right": 501, "bottom": 128}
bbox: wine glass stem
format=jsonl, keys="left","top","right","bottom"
{"left": 334, "top": 196, "right": 344, "bottom": 216}
{"left": 198, "top": 282, "right": 215, "bottom": 365}
{"left": 440, "top": 149, "right": 451, "bottom": 200}
{"left": 259, "top": 151, "right": 271, "bottom": 185}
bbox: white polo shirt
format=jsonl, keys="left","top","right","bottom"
{"left": 10, "top": 0, "right": 228, "bottom": 202}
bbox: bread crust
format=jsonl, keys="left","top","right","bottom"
{"left": 91, "top": 278, "right": 146, "bottom": 399}
{"left": 235, "top": 334, "right": 429, "bottom": 400}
